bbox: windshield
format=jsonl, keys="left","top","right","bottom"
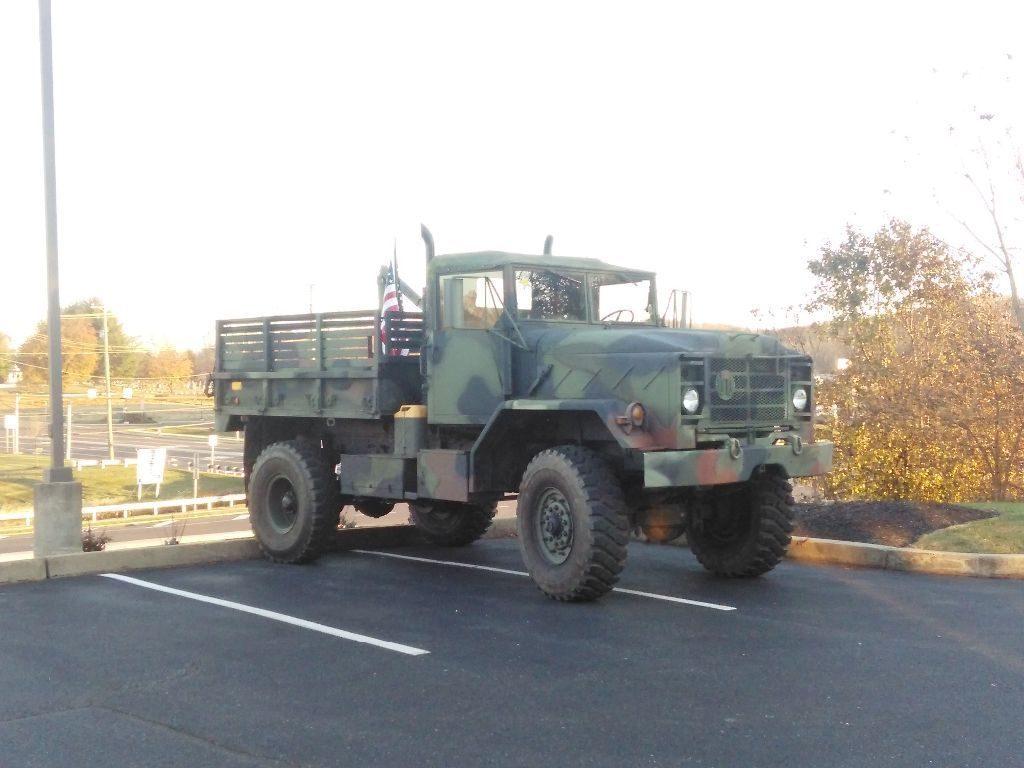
{"left": 514, "top": 269, "right": 587, "bottom": 321}
{"left": 590, "top": 273, "right": 657, "bottom": 324}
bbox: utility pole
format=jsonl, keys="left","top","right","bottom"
{"left": 65, "top": 399, "right": 72, "bottom": 462}
{"left": 13, "top": 392, "right": 19, "bottom": 455}
{"left": 33, "top": 0, "right": 82, "bottom": 557}
{"left": 102, "top": 305, "right": 114, "bottom": 460}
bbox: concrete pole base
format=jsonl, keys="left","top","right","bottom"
{"left": 33, "top": 481, "right": 83, "bottom": 557}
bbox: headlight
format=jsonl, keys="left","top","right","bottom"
{"left": 682, "top": 388, "right": 700, "bottom": 414}
{"left": 628, "top": 401, "right": 646, "bottom": 427}
{"left": 792, "top": 387, "right": 808, "bottom": 411}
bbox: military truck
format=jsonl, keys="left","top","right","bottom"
{"left": 211, "top": 228, "right": 832, "bottom": 601}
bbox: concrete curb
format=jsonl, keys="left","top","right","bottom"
{"left": 3, "top": 515, "right": 1021, "bottom": 585}
{"left": 46, "top": 538, "right": 262, "bottom": 579}
{"left": 0, "top": 557, "right": 48, "bottom": 585}
{"left": 650, "top": 533, "right": 1024, "bottom": 580}
{"left": 486, "top": 517, "right": 1021, "bottom": 579}
{"left": 786, "top": 536, "right": 1024, "bottom": 578}
{"left": 0, "top": 525, "right": 428, "bottom": 586}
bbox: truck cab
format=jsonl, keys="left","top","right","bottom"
{"left": 213, "top": 229, "right": 832, "bottom": 601}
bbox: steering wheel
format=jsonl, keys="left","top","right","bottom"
{"left": 601, "top": 309, "right": 634, "bottom": 322}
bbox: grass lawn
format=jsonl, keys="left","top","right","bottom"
{"left": 914, "top": 502, "right": 1024, "bottom": 554}
{"left": 0, "top": 454, "right": 242, "bottom": 513}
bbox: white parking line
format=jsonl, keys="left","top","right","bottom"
{"left": 232, "top": 514, "right": 250, "bottom": 521}
{"left": 101, "top": 573, "right": 430, "bottom": 656}
{"left": 150, "top": 520, "right": 173, "bottom": 528}
{"left": 351, "top": 550, "right": 736, "bottom": 611}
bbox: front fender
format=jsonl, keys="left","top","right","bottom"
{"left": 473, "top": 398, "right": 664, "bottom": 453}
{"left": 468, "top": 399, "right": 648, "bottom": 494}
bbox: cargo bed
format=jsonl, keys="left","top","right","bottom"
{"left": 212, "top": 310, "right": 424, "bottom": 430}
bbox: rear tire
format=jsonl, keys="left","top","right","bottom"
{"left": 688, "top": 467, "right": 793, "bottom": 577}
{"left": 409, "top": 501, "right": 496, "bottom": 546}
{"left": 354, "top": 499, "right": 395, "bottom": 519}
{"left": 249, "top": 439, "right": 340, "bottom": 564}
{"left": 517, "top": 446, "right": 629, "bottom": 602}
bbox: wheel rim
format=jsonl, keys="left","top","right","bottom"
{"left": 700, "top": 505, "right": 752, "bottom": 546}
{"left": 267, "top": 476, "right": 299, "bottom": 533}
{"left": 535, "top": 487, "right": 573, "bottom": 565}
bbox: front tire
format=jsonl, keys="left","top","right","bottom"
{"left": 688, "top": 467, "right": 794, "bottom": 577}
{"left": 517, "top": 446, "right": 629, "bottom": 602}
{"left": 409, "top": 501, "right": 496, "bottom": 546}
{"left": 249, "top": 440, "right": 340, "bottom": 564}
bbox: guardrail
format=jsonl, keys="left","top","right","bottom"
{"left": 70, "top": 457, "right": 244, "bottom": 477}
{"left": 0, "top": 493, "right": 247, "bottom": 526}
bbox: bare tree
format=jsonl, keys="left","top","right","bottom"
{"left": 956, "top": 145, "right": 1024, "bottom": 333}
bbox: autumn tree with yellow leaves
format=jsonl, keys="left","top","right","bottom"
{"left": 809, "top": 220, "right": 1024, "bottom": 502}
{"left": 17, "top": 317, "right": 100, "bottom": 387}
{"left": 140, "top": 348, "right": 194, "bottom": 392}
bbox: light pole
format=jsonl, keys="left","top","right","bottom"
{"left": 65, "top": 399, "right": 72, "bottom": 461}
{"left": 33, "top": 0, "right": 82, "bottom": 557}
{"left": 101, "top": 304, "right": 114, "bottom": 460}
{"left": 39, "top": 0, "right": 66, "bottom": 480}
{"left": 13, "top": 392, "right": 20, "bottom": 455}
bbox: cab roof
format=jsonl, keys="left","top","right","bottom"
{"left": 428, "top": 250, "right": 655, "bottom": 278}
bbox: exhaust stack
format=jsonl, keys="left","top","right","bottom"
{"left": 421, "top": 224, "right": 435, "bottom": 262}
{"left": 543, "top": 235, "right": 553, "bottom": 255}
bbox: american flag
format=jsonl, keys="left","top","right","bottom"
{"left": 380, "top": 264, "right": 409, "bottom": 356}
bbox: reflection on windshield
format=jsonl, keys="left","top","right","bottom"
{"left": 515, "top": 269, "right": 587, "bottom": 321}
{"left": 592, "top": 275, "right": 656, "bottom": 324}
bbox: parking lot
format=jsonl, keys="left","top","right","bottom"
{"left": 1, "top": 537, "right": 1022, "bottom": 767}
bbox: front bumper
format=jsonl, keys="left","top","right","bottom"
{"left": 643, "top": 440, "right": 833, "bottom": 488}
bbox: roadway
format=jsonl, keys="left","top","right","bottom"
{"left": 1, "top": 537, "right": 1021, "bottom": 767}
{"left": 15, "top": 422, "right": 244, "bottom": 469}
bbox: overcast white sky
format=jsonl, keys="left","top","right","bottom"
{"left": 2, "top": 0, "right": 1023, "bottom": 350}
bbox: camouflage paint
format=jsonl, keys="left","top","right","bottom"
{"left": 215, "top": 248, "right": 832, "bottom": 502}
{"left": 417, "top": 450, "right": 470, "bottom": 502}
{"left": 338, "top": 455, "right": 414, "bottom": 497}
{"left": 644, "top": 442, "right": 834, "bottom": 488}
{"left": 212, "top": 311, "right": 421, "bottom": 430}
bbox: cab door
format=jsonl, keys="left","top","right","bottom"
{"left": 426, "top": 269, "right": 510, "bottom": 425}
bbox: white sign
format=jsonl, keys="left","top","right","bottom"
{"left": 122, "top": 387, "right": 133, "bottom": 399}
{"left": 3, "top": 414, "right": 17, "bottom": 430}
{"left": 207, "top": 434, "right": 218, "bottom": 447}
{"left": 136, "top": 447, "right": 167, "bottom": 487}
{"left": 87, "top": 388, "right": 98, "bottom": 399}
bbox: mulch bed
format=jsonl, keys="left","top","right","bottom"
{"left": 792, "top": 501, "right": 998, "bottom": 547}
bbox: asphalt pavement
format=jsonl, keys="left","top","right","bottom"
{"left": 15, "top": 422, "right": 244, "bottom": 468}
{"left": 1, "top": 538, "right": 1021, "bottom": 767}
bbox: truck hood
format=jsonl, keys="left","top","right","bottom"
{"left": 521, "top": 324, "right": 793, "bottom": 361}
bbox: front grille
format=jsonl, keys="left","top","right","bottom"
{"left": 706, "top": 357, "right": 787, "bottom": 423}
